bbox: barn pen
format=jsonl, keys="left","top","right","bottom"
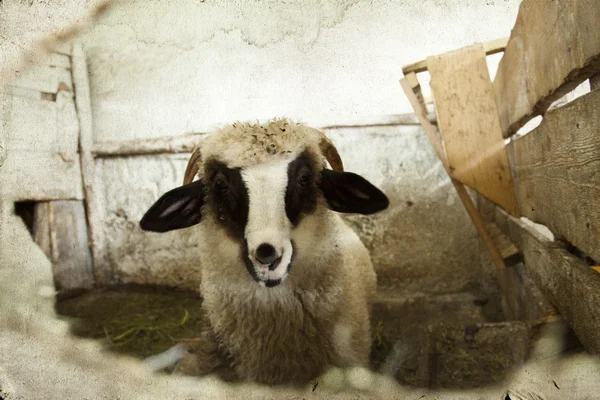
{"left": 1, "top": 0, "right": 599, "bottom": 399}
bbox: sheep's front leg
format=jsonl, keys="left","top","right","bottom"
{"left": 174, "top": 324, "right": 236, "bottom": 381}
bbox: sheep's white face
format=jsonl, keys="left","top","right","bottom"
{"left": 241, "top": 158, "right": 297, "bottom": 286}
{"left": 140, "top": 149, "right": 389, "bottom": 288}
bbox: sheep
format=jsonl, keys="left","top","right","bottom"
{"left": 139, "top": 118, "right": 390, "bottom": 385}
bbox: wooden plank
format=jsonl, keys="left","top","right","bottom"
{"left": 0, "top": 92, "right": 8, "bottom": 169}
{"left": 401, "top": 37, "right": 508, "bottom": 75}
{"left": 516, "top": 217, "right": 600, "bottom": 354}
{"left": 10, "top": 63, "right": 73, "bottom": 94}
{"left": 6, "top": 90, "right": 78, "bottom": 154}
{"left": 319, "top": 112, "right": 437, "bottom": 129}
{"left": 399, "top": 77, "right": 447, "bottom": 167}
{"left": 510, "top": 89, "right": 600, "bottom": 263}
{"left": 494, "top": 0, "right": 600, "bottom": 138}
{"left": 93, "top": 134, "right": 203, "bottom": 157}
{"left": 55, "top": 90, "right": 79, "bottom": 153}
{"left": 0, "top": 151, "right": 83, "bottom": 201}
{"left": 49, "top": 200, "right": 94, "bottom": 291}
{"left": 33, "top": 202, "right": 52, "bottom": 260}
{"left": 33, "top": 53, "right": 71, "bottom": 69}
{"left": 485, "top": 222, "right": 519, "bottom": 260}
{"left": 427, "top": 44, "right": 519, "bottom": 216}
{"left": 72, "top": 43, "right": 104, "bottom": 284}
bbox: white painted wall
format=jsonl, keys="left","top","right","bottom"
{"left": 80, "top": 0, "right": 521, "bottom": 142}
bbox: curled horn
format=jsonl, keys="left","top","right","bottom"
{"left": 183, "top": 146, "right": 202, "bottom": 185}
{"left": 315, "top": 129, "right": 344, "bottom": 172}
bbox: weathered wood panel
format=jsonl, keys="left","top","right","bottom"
{"left": 427, "top": 44, "right": 519, "bottom": 216}
{"left": 521, "top": 221, "right": 600, "bottom": 353}
{"left": 495, "top": 210, "right": 600, "bottom": 352}
{"left": 10, "top": 63, "right": 73, "bottom": 94}
{"left": 6, "top": 93, "right": 78, "bottom": 154}
{"left": 0, "top": 151, "right": 83, "bottom": 201}
{"left": 33, "top": 53, "right": 71, "bottom": 69}
{"left": 48, "top": 200, "right": 94, "bottom": 290}
{"left": 494, "top": 0, "right": 600, "bottom": 137}
{"left": 32, "top": 202, "right": 52, "bottom": 259}
{"left": 510, "top": 89, "right": 600, "bottom": 263}
{"left": 0, "top": 92, "right": 8, "bottom": 168}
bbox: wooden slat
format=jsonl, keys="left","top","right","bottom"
{"left": 485, "top": 222, "right": 519, "bottom": 260}
{"left": 0, "top": 92, "right": 7, "bottom": 168}
{"left": 509, "top": 215, "right": 600, "bottom": 353}
{"left": 6, "top": 92, "right": 78, "bottom": 154}
{"left": 402, "top": 37, "right": 508, "bottom": 75}
{"left": 320, "top": 112, "right": 437, "bottom": 129}
{"left": 400, "top": 77, "right": 447, "bottom": 167}
{"left": 494, "top": 0, "right": 600, "bottom": 138}
{"left": 10, "top": 63, "right": 73, "bottom": 94}
{"left": 93, "top": 134, "right": 203, "bottom": 157}
{"left": 48, "top": 200, "right": 94, "bottom": 291}
{"left": 510, "top": 89, "right": 600, "bottom": 263}
{"left": 33, "top": 53, "right": 71, "bottom": 69}
{"left": 32, "top": 202, "right": 52, "bottom": 260}
{"left": 427, "top": 44, "right": 519, "bottom": 216}
{"left": 72, "top": 42, "right": 104, "bottom": 284}
{"left": 0, "top": 151, "right": 83, "bottom": 201}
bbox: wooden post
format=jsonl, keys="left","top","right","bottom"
{"left": 72, "top": 42, "right": 105, "bottom": 284}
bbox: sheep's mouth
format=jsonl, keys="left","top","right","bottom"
{"left": 242, "top": 240, "right": 293, "bottom": 288}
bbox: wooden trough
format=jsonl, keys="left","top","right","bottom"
{"left": 401, "top": 0, "right": 600, "bottom": 353}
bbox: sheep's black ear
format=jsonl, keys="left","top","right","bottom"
{"left": 140, "top": 180, "right": 205, "bottom": 232}
{"left": 319, "top": 169, "right": 389, "bottom": 215}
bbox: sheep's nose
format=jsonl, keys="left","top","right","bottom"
{"left": 255, "top": 243, "right": 279, "bottom": 266}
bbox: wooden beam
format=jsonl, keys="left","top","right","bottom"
{"left": 48, "top": 200, "right": 94, "bottom": 291}
{"left": 510, "top": 89, "right": 600, "bottom": 263}
{"left": 401, "top": 37, "right": 508, "bottom": 75}
{"left": 0, "top": 151, "right": 83, "bottom": 201}
{"left": 10, "top": 63, "right": 72, "bottom": 94}
{"left": 33, "top": 202, "right": 52, "bottom": 260}
{"left": 72, "top": 42, "right": 103, "bottom": 285}
{"left": 427, "top": 44, "right": 519, "bottom": 216}
{"left": 320, "top": 112, "right": 437, "bottom": 129}
{"left": 400, "top": 77, "right": 447, "bottom": 167}
{"left": 494, "top": 0, "right": 600, "bottom": 137}
{"left": 92, "top": 134, "right": 203, "bottom": 158}
{"left": 501, "top": 213, "right": 600, "bottom": 354}
{"left": 451, "top": 179, "right": 507, "bottom": 272}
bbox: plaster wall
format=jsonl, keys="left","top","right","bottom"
{"left": 79, "top": 0, "right": 521, "bottom": 140}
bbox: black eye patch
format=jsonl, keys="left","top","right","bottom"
{"left": 204, "top": 159, "right": 249, "bottom": 240}
{"left": 285, "top": 152, "right": 318, "bottom": 226}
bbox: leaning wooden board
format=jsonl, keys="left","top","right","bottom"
{"left": 427, "top": 44, "right": 519, "bottom": 216}
{"left": 510, "top": 88, "right": 600, "bottom": 263}
{"left": 494, "top": 0, "right": 600, "bottom": 137}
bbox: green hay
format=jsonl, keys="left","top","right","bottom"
{"left": 56, "top": 286, "right": 205, "bottom": 358}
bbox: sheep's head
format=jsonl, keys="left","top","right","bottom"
{"left": 140, "top": 119, "right": 388, "bottom": 287}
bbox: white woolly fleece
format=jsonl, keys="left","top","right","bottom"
{"left": 194, "top": 118, "right": 327, "bottom": 173}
